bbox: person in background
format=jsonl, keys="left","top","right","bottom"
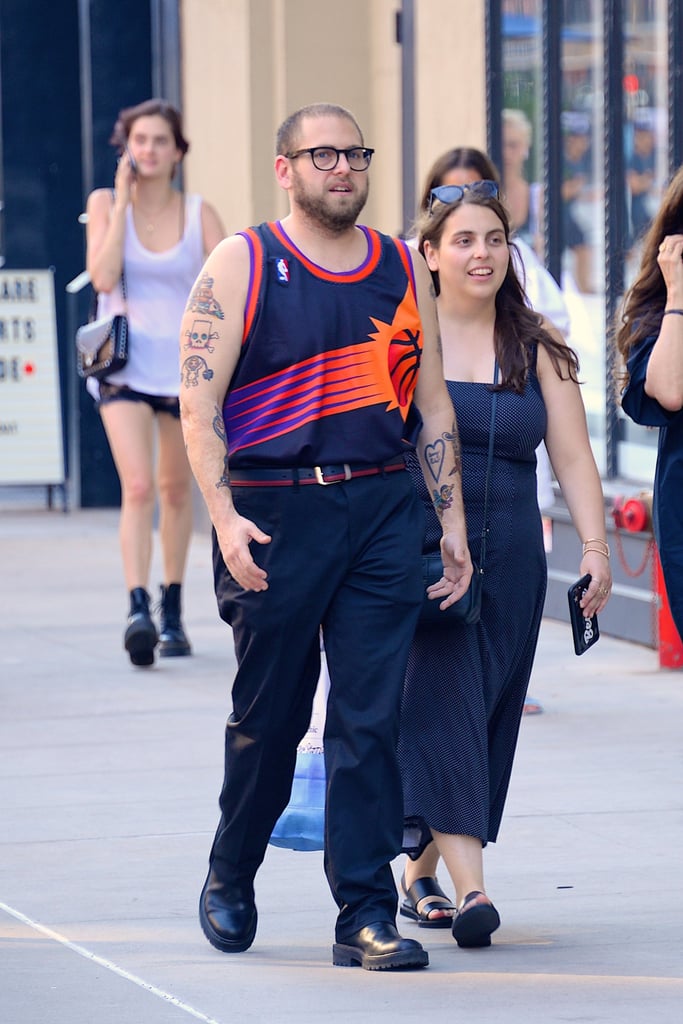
{"left": 626, "top": 110, "right": 657, "bottom": 255}
{"left": 179, "top": 102, "right": 472, "bottom": 971}
{"left": 617, "top": 164, "right": 683, "bottom": 638}
{"left": 414, "top": 145, "right": 573, "bottom": 715}
{"left": 398, "top": 185, "right": 611, "bottom": 946}
{"left": 85, "top": 98, "right": 225, "bottom": 667}
{"left": 561, "top": 112, "right": 593, "bottom": 293}
{"left": 501, "top": 108, "right": 542, "bottom": 257}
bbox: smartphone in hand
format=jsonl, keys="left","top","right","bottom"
{"left": 568, "top": 573, "right": 600, "bottom": 655}
{"left": 125, "top": 145, "right": 137, "bottom": 176}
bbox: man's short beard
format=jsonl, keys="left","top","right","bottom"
{"left": 293, "top": 183, "right": 368, "bottom": 234}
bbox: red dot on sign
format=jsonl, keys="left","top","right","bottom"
{"left": 623, "top": 74, "right": 639, "bottom": 93}
{"left": 24, "top": 362, "right": 35, "bottom": 375}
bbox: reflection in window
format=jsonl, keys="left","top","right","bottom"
{"left": 618, "top": 0, "right": 667, "bottom": 483}
{"left": 500, "top": 1, "right": 544, "bottom": 262}
{"left": 500, "top": 0, "right": 670, "bottom": 481}
{"left": 623, "top": 2, "right": 668, "bottom": 284}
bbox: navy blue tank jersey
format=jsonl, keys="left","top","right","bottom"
{"left": 223, "top": 220, "right": 424, "bottom": 468}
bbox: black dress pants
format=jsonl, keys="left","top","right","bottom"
{"left": 210, "top": 469, "right": 424, "bottom": 940}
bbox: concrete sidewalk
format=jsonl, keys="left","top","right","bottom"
{"left": 1, "top": 504, "right": 682, "bottom": 1024}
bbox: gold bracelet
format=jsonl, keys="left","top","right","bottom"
{"left": 583, "top": 538, "right": 609, "bottom": 554}
{"left": 583, "top": 541, "right": 610, "bottom": 559}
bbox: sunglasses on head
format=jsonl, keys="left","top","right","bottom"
{"left": 428, "top": 180, "right": 499, "bottom": 214}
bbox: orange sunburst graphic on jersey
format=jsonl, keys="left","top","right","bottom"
{"left": 368, "top": 281, "right": 423, "bottom": 412}
{"left": 224, "top": 282, "right": 423, "bottom": 452}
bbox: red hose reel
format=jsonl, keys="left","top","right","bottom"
{"left": 611, "top": 493, "right": 682, "bottom": 668}
{"left": 611, "top": 493, "right": 652, "bottom": 533}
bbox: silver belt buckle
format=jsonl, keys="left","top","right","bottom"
{"left": 314, "top": 463, "right": 352, "bottom": 485}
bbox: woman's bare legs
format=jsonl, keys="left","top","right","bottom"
{"left": 433, "top": 831, "right": 500, "bottom": 946}
{"left": 432, "top": 831, "right": 487, "bottom": 907}
{"left": 100, "top": 399, "right": 156, "bottom": 590}
{"left": 402, "top": 842, "right": 453, "bottom": 923}
{"left": 403, "top": 831, "right": 495, "bottom": 924}
{"left": 156, "top": 411, "right": 193, "bottom": 585}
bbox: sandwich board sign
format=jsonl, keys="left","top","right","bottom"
{"left": 0, "top": 269, "right": 65, "bottom": 485}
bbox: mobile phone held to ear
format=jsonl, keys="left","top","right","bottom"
{"left": 125, "top": 145, "right": 137, "bottom": 176}
{"left": 567, "top": 573, "right": 600, "bottom": 656}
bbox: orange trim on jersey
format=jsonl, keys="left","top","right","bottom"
{"left": 393, "top": 238, "right": 417, "bottom": 302}
{"left": 239, "top": 228, "right": 264, "bottom": 343}
{"left": 268, "top": 220, "right": 382, "bottom": 282}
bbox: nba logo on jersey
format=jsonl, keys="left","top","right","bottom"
{"left": 275, "top": 257, "right": 290, "bottom": 284}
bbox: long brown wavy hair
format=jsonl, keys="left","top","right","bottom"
{"left": 615, "top": 164, "right": 683, "bottom": 381}
{"left": 416, "top": 190, "right": 579, "bottom": 393}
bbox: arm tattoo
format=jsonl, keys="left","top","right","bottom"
{"left": 185, "top": 272, "right": 225, "bottom": 319}
{"left": 432, "top": 483, "right": 455, "bottom": 521}
{"left": 181, "top": 354, "right": 214, "bottom": 389}
{"left": 212, "top": 403, "right": 230, "bottom": 490}
{"left": 423, "top": 421, "right": 462, "bottom": 520}
{"left": 184, "top": 318, "right": 219, "bottom": 353}
{"left": 216, "top": 453, "right": 230, "bottom": 491}
{"left": 444, "top": 421, "right": 462, "bottom": 476}
{"left": 435, "top": 325, "right": 443, "bottom": 359}
{"left": 212, "top": 405, "right": 227, "bottom": 444}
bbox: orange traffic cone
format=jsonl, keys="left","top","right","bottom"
{"left": 654, "top": 548, "right": 683, "bottom": 669}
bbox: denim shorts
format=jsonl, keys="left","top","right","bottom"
{"left": 98, "top": 382, "right": 180, "bottom": 419}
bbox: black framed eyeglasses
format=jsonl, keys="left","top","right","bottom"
{"left": 428, "top": 180, "right": 499, "bottom": 214}
{"left": 286, "top": 146, "right": 375, "bottom": 172}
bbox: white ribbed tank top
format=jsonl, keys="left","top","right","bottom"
{"left": 98, "top": 193, "right": 204, "bottom": 396}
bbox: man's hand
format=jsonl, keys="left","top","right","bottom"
{"left": 216, "top": 512, "right": 272, "bottom": 591}
{"left": 424, "top": 531, "right": 474, "bottom": 611}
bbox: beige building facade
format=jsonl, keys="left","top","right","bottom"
{"left": 180, "top": 0, "right": 486, "bottom": 236}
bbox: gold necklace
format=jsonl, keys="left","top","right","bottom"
{"left": 134, "top": 193, "right": 176, "bottom": 233}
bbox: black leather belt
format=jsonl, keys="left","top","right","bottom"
{"left": 229, "top": 460, "right": 406, "bottom": 487}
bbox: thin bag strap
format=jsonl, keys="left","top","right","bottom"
{"left": 477, "top": 360, "right": 499, "bottom": 572}
{"left": 110, "top": 188, "right": 127, "bottom": 302}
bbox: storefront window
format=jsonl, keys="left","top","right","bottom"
{"left": 618, "top": 0, "right": 668, "bottom": 482}
{"left": 560, "top": 1, "right": 606, "bottom": 462}
{"left": 500, "top": 0, "right": 670, "bottom": 483}
{"left": 500, "top": 2, "right": 544, "bottom": 259}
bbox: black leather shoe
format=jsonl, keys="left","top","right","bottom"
{"left": 332, "top": 921, "right": 429, "bottom": 970}
{"left": 199, "top": 869, "right": 257, "bottom": 953}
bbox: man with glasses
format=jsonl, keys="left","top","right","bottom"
{"left": 180, "top": 102, "right": 471, "bottom": 970}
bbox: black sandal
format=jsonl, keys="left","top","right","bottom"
{"left": 399, "top": 874, "right": 456, "bottom": 929}
{"left": 451, "top": 890, "right": 500, "bottom": 948}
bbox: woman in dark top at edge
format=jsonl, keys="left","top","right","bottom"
{"left": 617, "top": 164, "right": 683, "bottom": 638}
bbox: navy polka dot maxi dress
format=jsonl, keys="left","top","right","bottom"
{"left": 399, "top": 366, "right": 547, "bottom": 851}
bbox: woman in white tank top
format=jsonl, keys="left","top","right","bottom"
{"left": 85, "top": 99, "right": 225, "bottom": 667}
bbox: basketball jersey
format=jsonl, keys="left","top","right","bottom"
{"left": 223, "top": 220, "right": 424, "bottom": 468}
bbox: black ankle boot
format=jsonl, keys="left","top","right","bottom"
{"left": 158, "top": 583, "right": 192, "bottom": 657}
{"left": 124, "top": 587, "right": 158, "bottom": 667}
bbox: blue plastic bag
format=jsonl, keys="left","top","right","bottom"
{"left": 269, "top": 750, "right": 326, "bottom": 851}
{"left": 269, "top": 652, "right": 328, "bottom": 852}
